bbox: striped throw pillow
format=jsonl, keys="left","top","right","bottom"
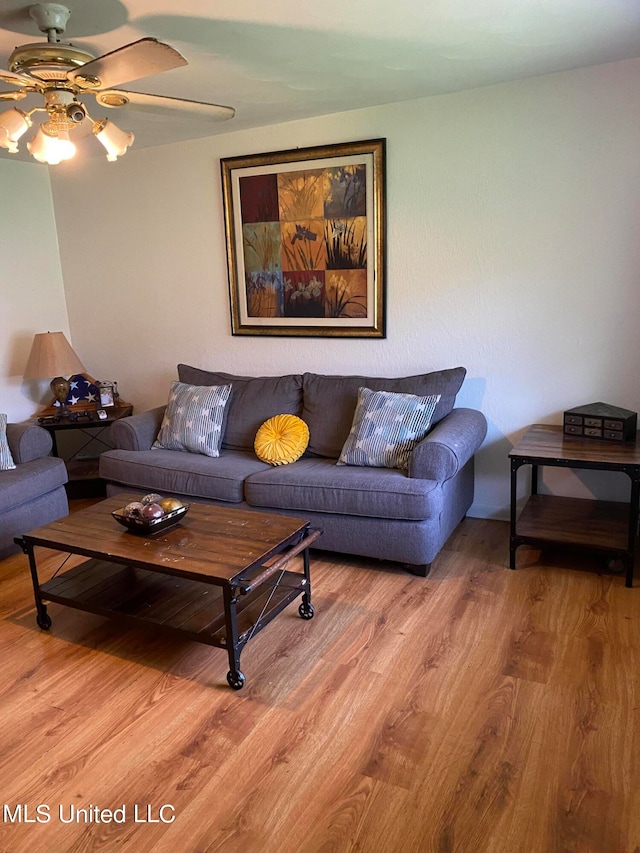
{"left": 337, "top": 388, "right": 441, "bottom": 470}
{"left": 0, "top": 414, "right": 16, "bottom": 471}
{"left": 153, "top": 381, "right": 232, "bottom": 457}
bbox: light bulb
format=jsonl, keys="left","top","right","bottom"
{"left": 54, "top": 130, "right": 76, "bottom": 161}
{"left": 28, "top": 125, "right": 76, "bottom": 165}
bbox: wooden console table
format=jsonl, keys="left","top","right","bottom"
{"left": 509, "top": 424, "right": 640, "bottom": 587}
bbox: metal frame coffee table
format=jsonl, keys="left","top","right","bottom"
{"left": 16, "top": 495, "right": 320, "bottom": 689}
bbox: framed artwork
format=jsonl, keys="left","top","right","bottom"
{"left": 221, "top": 138, "right": 386, "bottom": 337}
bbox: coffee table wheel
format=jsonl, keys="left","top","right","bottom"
{"left": 36, "top": 611, "right": 52, "bottom": 631}
{"left": 298, "top": 601, "right": 315, "bottom": 620}
{"left": 227, "top": 670, "right": 245, "bottom": 690}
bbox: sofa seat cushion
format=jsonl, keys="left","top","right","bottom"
{"left": 0, "top": 457, "right": 67, "bottom": 514}
{"left": 100, "top": 448, "right": 271, "bottom": 504}
{"left": 244, "top": 457, "right": 441, "bottom": 521}
{"left": 302, "top": 368, "right": 466, "bottom": 458}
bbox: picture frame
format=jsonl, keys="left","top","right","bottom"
{"left": 221, "top": 138, "right": 386, "bottom": 337}
{"left": 97, "top": 381, "right": 116, "bottom": 408}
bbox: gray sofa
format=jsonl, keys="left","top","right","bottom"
{"left": 100, "top": 365, "right": 487, "bottom": 575}
{"left": 0, "top": 422, "right": 69, "bottom": 557}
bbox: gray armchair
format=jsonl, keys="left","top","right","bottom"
{"left": 0, "top": 422, "right": 68, "bottom": 557}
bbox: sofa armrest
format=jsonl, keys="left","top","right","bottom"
{"left": 6, "top": 423, "right": 53, "bottom": 464}
{"left": 408, "top": 408, "right": 487, "bottom": 482}
{"left": 110, "top": 406, "right": 166, "bottom": 451}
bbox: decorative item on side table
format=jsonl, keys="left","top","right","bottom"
{"left": 33, "top": 371, "right": 130, "bottom": 421}
{"left": 96, "top": 380, "right": 118, "bottom": 408}
{"left": 23, "top": 331, "right": 86, "bottom": 417}
{"left": 27, "top": 357, "right": 134, "bottom": 498}
{"left": 563, "top": 402, "right": 637, "bottom": 442}
{"left": 221, "top": 138, "right": 386, "bottom": 338}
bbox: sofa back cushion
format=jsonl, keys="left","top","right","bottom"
{"left": 302, "top": 368, "right": 466, "bottom": 458}
{"left": 177, "top": 365, "right": 303, "bottom": 452}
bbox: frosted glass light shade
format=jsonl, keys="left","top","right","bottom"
{"left": 27, "top": 125, "right": 76, "bottom": 165}
{"left": 93, "top": 119, "right": 134, "bottom": 161}
{"left": 0, "top": 108, "right": 32, "bottom": 153}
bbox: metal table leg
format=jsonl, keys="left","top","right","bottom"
{"left": 509, "top": 459, "right": 520, "bottom": 569}
{"left": 298, "top": 546, "right": 315, "bottom": 619}
{"left": 223, "top": 586, "right": 245, "bottom": 689}
{"left": 625, "top": 468, "right": 640, "bottom": 588}
{"left": 18, "top": 538, "right": 52, "bottom": 630}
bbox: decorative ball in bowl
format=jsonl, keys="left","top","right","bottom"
{"left": 112, "top": 494, "right": 190, "bottom": 534}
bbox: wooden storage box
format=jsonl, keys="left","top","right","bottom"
{"left": 563, "top": 402, "right": 637, "bottom": 442}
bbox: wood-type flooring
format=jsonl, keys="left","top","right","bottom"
{"left": 0, "top": 510, "right": 638, "bottom": 852}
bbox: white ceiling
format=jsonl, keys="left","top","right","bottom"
{"left": 1, "top": 0, "right": 640, "bottom": 161}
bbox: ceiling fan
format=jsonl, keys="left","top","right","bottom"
{"left": 0, "top": 2, "right": 235, "bottom": 164}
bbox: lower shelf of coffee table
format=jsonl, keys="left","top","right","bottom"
{"left": 39, "top": 559, "right": 305, "bottom": 647}
{"left": 516, "top": 494, "right": 630, "bottom": 551}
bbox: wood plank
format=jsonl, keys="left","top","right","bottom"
{"left": 1, "top": 513, "right": 639, "bottom": 852}
{"left": 40, "top": 558, "right": 306, "bottom": 647}
{"left": 22, "top": 495, "right": 311, "bottom": 583}
{"left": 510, "top": 422, "right": 640, "bottom": 466}
{"left": 517, "top": 494, "right": 628, "bottom": 549}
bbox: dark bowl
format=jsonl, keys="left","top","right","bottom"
{"left": 112, "top": 504, "right": 190, "bottom": 535}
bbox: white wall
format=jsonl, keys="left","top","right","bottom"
{"left": 0, "top": 159, "right": 72, "bottom": 422}
{"left": 49, "top": 57, "right": 640, "bottom": 518}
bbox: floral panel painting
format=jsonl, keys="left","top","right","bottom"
{"left": 222, "top": 139, "right": 385, "bottom": 337}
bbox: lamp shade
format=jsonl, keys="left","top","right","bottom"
{"left": 24, "top": 332, "right": 85, "bottom": 380}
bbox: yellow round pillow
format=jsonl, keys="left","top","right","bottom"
{"left": 254, "top": 414, "right": 309, "bottom": 466}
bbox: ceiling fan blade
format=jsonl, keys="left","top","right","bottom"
{"left": 68, "top": 38, "right": 187, "bottom": 90}
{"left": 94, "top": 90, "right": 235, "bottom": 122}
{"left": 0, "top": 69, "right": 33, "bottom": 88}
{"left": 0, "top": 90, "right": 27, "bottom": 101}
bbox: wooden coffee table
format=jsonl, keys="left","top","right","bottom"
{"left": 16, "top": 495, "right": 320, "bottom": 689}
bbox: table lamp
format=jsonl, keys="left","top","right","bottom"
{"left": 24, "top": 331, "right": 86, "bottom": 417}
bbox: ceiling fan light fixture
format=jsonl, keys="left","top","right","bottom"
{"left": 0, "top": 3, "right": 234, "bottom": 165}
{"left": 27, "top": 123, "right": 76, "bottom": 164}
{"left": 92, "top": 118, "right": 134, "bottom": 162}
{"left": 0, "top": 107, "right": 32, "bottom": 153}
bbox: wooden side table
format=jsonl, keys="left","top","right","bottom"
{"left": 509, "top": 424, "right": 640, "bottom": 587}
{"left": 34, "top": 405, "right": 133, "bottom": 499}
